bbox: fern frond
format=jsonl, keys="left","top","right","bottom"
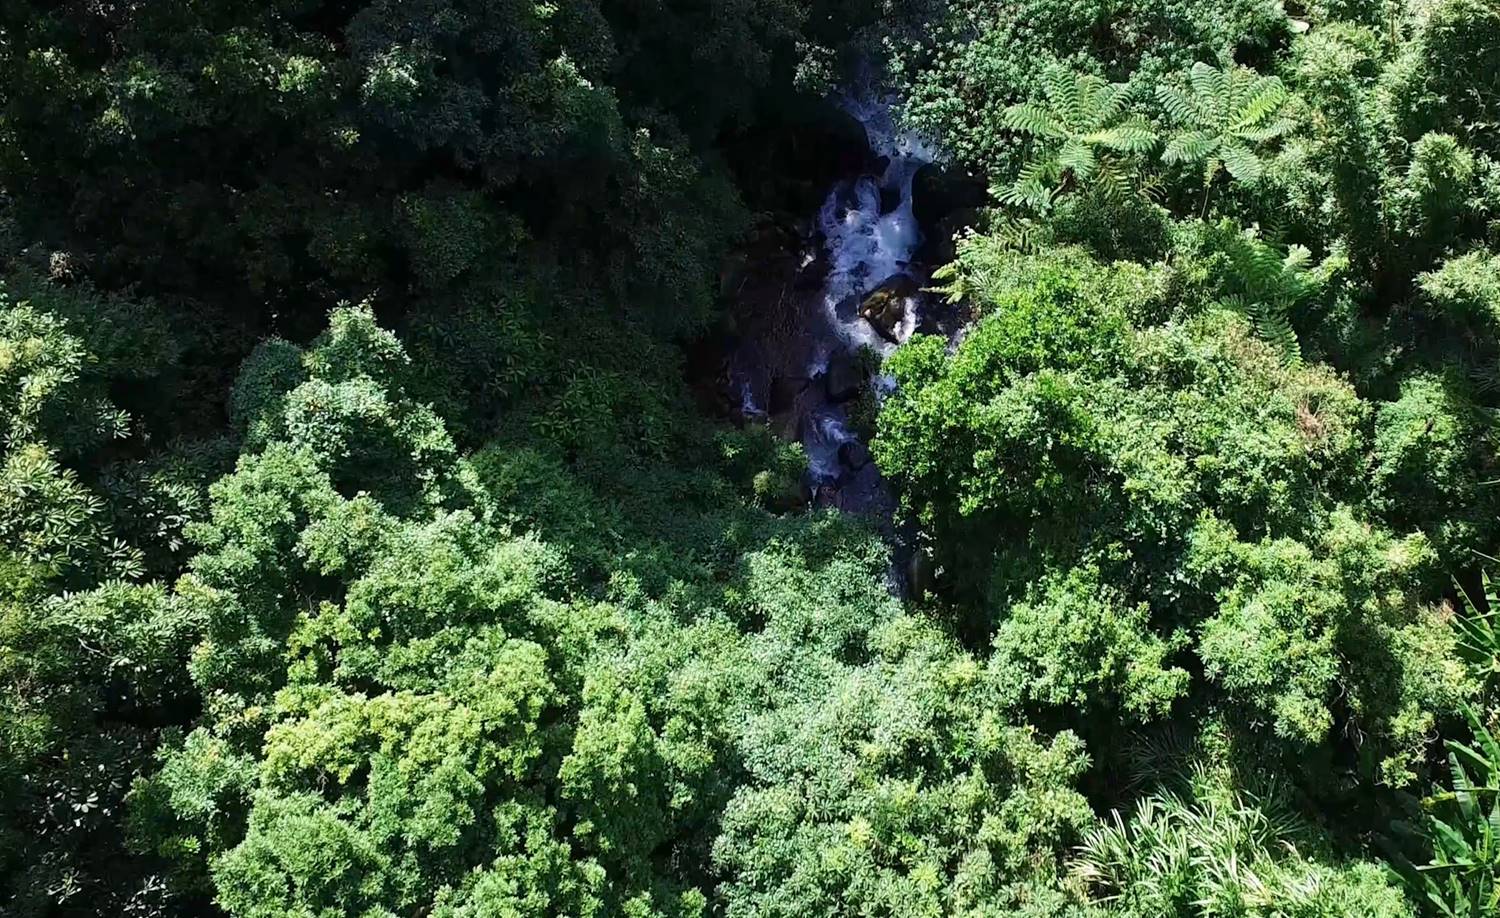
{"left": 1003, "top": 102, "right": 1065, "bottom": 138}
{"left": 1014, "top": 156, "right": 1058, "bottom": 192}
{"left": 1259, "top": 211, "right": 1289, "bottom": 245}
{"left": 1087, "top": 116, "right": 1158, "bottom": 154}
{"left": 1157, "top": 84, "right": 1197, "bottom": 124}
{"left": 1232, "top": 237, "right": 1286, "bottom": 298}
{"left": 1236, "top": 116, "right": 1296, "bottom": 144}
{"left": 1159, "top": 62, "right": 1294, "bottom": 205}
{"left": 1057, "top": 138, "right": 1099, "bottom": 179}
{"left": 999, "top": 174, "right": 1054, "bottom": 211}
{"left": 1233, "top": 78, "right": 1289, "bottom": 130}
{"left": 1136, "top": 171, "right": 1168, "bottom": 203}
{"left": 1189, "top": 62, "right": 1228, "bottom": 122}
{"left": 1220, "top": 143, "right": 1265, "bottom": 183}
{"left": 1163, "top": 130, "right": 1216, "bottom": 164}
{"left": 1092, "top": 160, "right": 1132, "bottom": 203}
{"left": 1247, "top": 300, "right": 1302, "bottom": 366}
{"left": 1051, "top": 67, "right": 1084, "bottom": 129}
{"left": 1001, "top": 67, "right": 1164, "bottom": 206}
{"left": 930, "top": 259, "right": 966, "bottom": 303}
{"left": 1092, "top": 79, "right": 1131, "bottom": 126}
{"left": 991, "top": 215, "right": 1048, "bottom": 253}
{"left": 1283, "top": 244, "right": 1312, "bottom": 274}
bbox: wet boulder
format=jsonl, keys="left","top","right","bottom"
{"left": 917, "top": 206, "right": 982, "bottom": 267}
{"left": 907, "top": 546, "right": 936, "bottom": 600}
{"left": 859, "top": 274, "right": 921, "bottom": 344}
{"left": 769, "top": 375, "right": 810, "bottom": 415}
{"left": 794, "top": 246, "right": 830, "bottom": 291}
{"left": 754, "top": 469, "right": 808, "bottom": 514}
{"left": 812, "top": 483, "right": 844, "bottom": 511}
{"left": 824, "top": 350, "right": 868, "bottom": 403}
{"left": 833, "top": 291, "right": 862, "bottom": 322}
{"left": 824, "top": 107, "right": 882, "bottom": 177}
{"left": 838, "top": 440, "right": 872, "bottom": 472}
{"left": 912, "top": 163, "right": 990, "bottom": 227}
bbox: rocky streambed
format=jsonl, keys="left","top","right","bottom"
{"left": 714, "top": 92, "right": 977, "bottom": 518}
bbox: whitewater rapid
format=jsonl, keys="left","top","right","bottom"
{"left": 812, "top": 96, "right": 937, "bottom": 368}
{"left": 800, "top": 94, "right": 936, "bottom": 485}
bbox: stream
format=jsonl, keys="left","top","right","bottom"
{"left": 728, "top": 91, "right": 939, "bottom": 517}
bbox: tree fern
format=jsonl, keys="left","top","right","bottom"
{"left": 989, "top": 215, "right": 1049, "bottom": 254}
{"left": 999, "top": 66, "right": 1158, "bottom": 210}
{"left": 1245, "top": 298, "right": 1302, "bottom": 366}
{"left": 1214, "top": 229, "right": 1317, "bottom": 366}
{"left": 1158, "top": 61, "right": 1294, "bottom": 210}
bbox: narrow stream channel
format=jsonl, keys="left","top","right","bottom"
{"left": 801, "top": 94, "right": 936, "bottom": 478}
{"left": 729, "top": 91, "right": 938, "bottom": 516}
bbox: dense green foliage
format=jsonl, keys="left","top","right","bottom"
{"left": 6, "top": 0, "right": 1500, "bottom": 916}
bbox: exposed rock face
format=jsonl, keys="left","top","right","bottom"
{"left": 811, "top": 482, "right": 843, "bottom": 511}
{"left": 912, "top": 163, "right": 989, "bottom": 226}
{"left": 823, "top": 350, "right": 868, "bottom": 403}
{"left": 769, "top": 375, "right": 810, "bottom": 415}
{"left": 907, "top": 546, "right": 936, "bottom": 600}
{"left": 793, "top": 246, "right": 830, "bottom": 290}
{"left": 859, "top": 274, "right": 921, "bottom": 344}
{"left": 754, "top": 470, "right": 808, "bottom": 514}
{"left": 838, "top": 440, "right": 871, "bottom": 472}
{"left": 913, "top": 163, "right": 989, "bottom": 266}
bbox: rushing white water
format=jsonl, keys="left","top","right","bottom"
{"left": 799, "top": 94, "right": 936, "bottom": 490}
{"left": 800, "top": 410, "right": 847, "bottom": 480}
{"left": 810, "top": 95, "right": 938, "bottom": 372}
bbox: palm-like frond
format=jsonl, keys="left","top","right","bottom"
{"left": 988, "top": 215, "right": 1049, "bottom": 254}
{"left": 1188, "top": 62, "right": 1227, "bottom": 114}
{"left": 1401, "top": 704, "right": 1500, "bottom": 918}
{"left": 1047, "top": 65, "right": 1082, "bottom": 126}
{"left": 1212, "top": 230, "right": 1319, "bottom": 365}
{"left": 1057, "top": 137, "right": 1099, "bottom": 179}
{"left": 1393, "top": 580, "right": 1500, "bottom": 917}
{"left": 1163, "top": 130, "right": 1215, "bottom": 164}
{"left": 1000, "top": 66, "right": 1158, "bottom": 211}
{"left": 1157, "top": 61, "right": 1295, "bottom": 192}
{"left": 1225, "top": 230, "right": 1315, "bottom": 304}
{"left": 1084, "top": 78, "right": 1129, "bottom": 127}
{"left": 1454, "top": 572, "right": 1500, "bottom": 689}
{"left": 1002, "top": 102, "right": 1066, "bottom": 139}
{"left": 1233, "top": 80, "right": 1290, "bottom": 131}
{"left": 995, "top": 176, "right": 1053, "bottom": 211}
{"left": 1157, "top": 84, "right": 1196, "bottom": 124}
{"left": 1088, "top": 116, "right": 1159, "bottom": 154}
{"left": 1248, "top": 299, "right": 1301, "bottom": 366}
{"left": 1220, "top": 142, "right": 1265, "bottom": 183}
{"left": 1238, "top": 117, "right": 1296, "bottom": 143}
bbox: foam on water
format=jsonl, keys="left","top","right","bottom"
{"left": 799, "top": 93, "right": 936, "bottom": 481}
{"left": 812, "top": 96, "right": 934, "bottom": 367}
{"left": 805, "top": 409, "right": 856, "bottom": 480}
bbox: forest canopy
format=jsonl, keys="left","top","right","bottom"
{"left": 4, "top": 0, "right": 1500, "bottom": 916}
